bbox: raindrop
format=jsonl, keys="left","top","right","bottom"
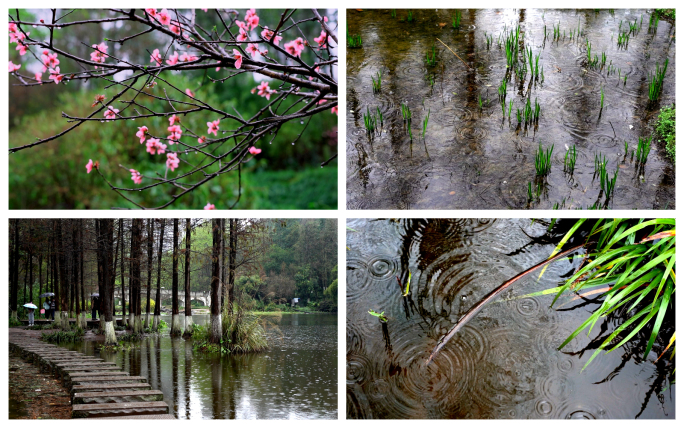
{"left": 131, "top": 118, "right": 135, "bottom": 121}
{"left": 291, "top": 142, "right": 295, "bottom": 145}
{"left": 100, "top": 120, "right": 104, "bottom": 123}
{"left": 461, "top": 295, "right": 467, "bottom": 301}
{"left": 300, "top": 120, "right": 304, "bottom": 124}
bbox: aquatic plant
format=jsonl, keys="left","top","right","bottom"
{"left": 564, "top": 144, "right": 577, "bottom": 174}
{"left": 390, "top": 9, "right": 396, "bottom": 19}
{"left": 371, "top": 71, "right": 382, "bottom": 93}
{"left": 535, "top": 143, "right": 554, "bottom": 176}
{"left": 422, "top": 109, "right": 430, "bottom": 139}
{"left": 600, "top": 86, "right": 604, "bottom": 110}
{"left": 401, "top": 103, "right": 412, "bottom": 124}
{"left": 553, "top": 21, "right": 561, "bottom": 41}
{"left": 363, "top": 107, "right": 377, "bottom": 134}
{"left": 485, "top": 32, "right": 493, "bottom": 49}
{"left": 406, "top": 10, "right": 415, "bottom": 23}
{"left": 478, "top": 93, "right": 483, "bottom": 111}
{"left": 376, "top": 106, "right": 384, "bottom": 127}
{"left": 617, "top": 30, "right": 630, "bottom": 48}
{"left": 655, "top": 105, "right": 675, "bottom": 163}
{"left": 636, "top": 136, "right": 652, "bottom": 164}
{"left": 649, "top": 12, "right": 660, "bottom": 33}
{"left": 599, "top": 161, "right": 618, "bottom": 199}
{"left": 527, "top": 181, "right": 542, "bottom": 202}
{"left": 542, "top": 218, "right": 675, "bottom": 373}
{"left": 368, "top": 309, "right": 388, "bottom": 323}
{"left": 648, "top": 58, "right": 669, "bottom": 103}
{"left": 526, "top": 47, "right": 541, "bottom": 80}
{"left": 504, "top": 25, "right": 520, "bottom": 68}
{"left": 594, "top": 152, "right": 607, "bottom": 174}
{"left": 498, "top": 76, "right": 507, "bottom": 100}
{"left": 508, "top": 100, "right": 513, "bottom": 118}
{"left": 398, "top": 271, "right": 412, "bottom": 296}
{"left": 452, "top": 11, "right": 461, "bottom": 29}
{"left": 425, "top": 44, "right": 437, "bottom": 67}
{"left": 347, "top": 32, "right": 363, "bottom": 48}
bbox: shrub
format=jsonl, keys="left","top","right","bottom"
{"left": 655, "top": 105, "right": 675, "bottom": 163}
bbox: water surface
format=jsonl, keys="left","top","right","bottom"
{"left": 66, "top": 313, "right": 337, "bottom": 419}
{"left": 346, "top": 9, "right": 675, "bottom": 209}
{"left": 346, "top": 218, "right": 675, "bottom": 418}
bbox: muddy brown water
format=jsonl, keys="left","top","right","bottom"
{"left": 346, "top": 9, "right": 675, "bottom": 209}
{"left": 346, "top": 219, "right": 675, "bottom": 418}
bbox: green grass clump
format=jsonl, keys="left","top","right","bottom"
{"left": 598, "top": 161, "right": 618, "bottom": 199}
{"left": 425, "top": 44, "right": 437, "bottom": 67}
{"left": 371, "top": 71, "right": 382, "bottom": 93}
{"left": 564, "top": 144, "right": 577, "bottom": 174}
{"left": 527, "top": 181, "right": 542, "bottom": 203}
{"left": 401, "top": 103, "right": 412, "bottom": 125}
{"left": 636, "top": 136, "right": 652, "bottom": 164}
{"left": 452, "top": 11, "right": 461, "bottom": 29}
{"left": 406, "top": 10, "right": 415, "bottom": 23}
{"left": 535, "top": 143, "right": 553, "bottom": 176}
{"left": 347, "top": 26, "right": 363, "bottom": 48}
{"left": 655, "top": 9, "right": 675, "bottom": 21}
{"left": 540, "top": 218, "right": 675, "bottom": 372}
{"left": 422, "top": 109, "right": 430, "bottom": 139}
{"left": 41, "top": 326, "right": 84, "bottom": 343}
{"left": 363, "top": 107, "right": 378, "bottom": 135}
{"left": 654, "top": 105, "right": 675, "bottom": 163}
{"left": 648, "top": 58, "right": 669, "bottom": 103}
{"left": 193, "top": 305, "right": 269, "bottom": 354}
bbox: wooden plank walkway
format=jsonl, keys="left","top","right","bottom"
{"left": 9, "top": 330, "right": 172, "bottom": 419}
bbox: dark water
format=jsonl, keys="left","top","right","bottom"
{"left": 346, "top": 9, "right": 675, "bottom": 209}
{"left": 346, "top": 219, "right": 675, "bottom": 419}
{"left": 65, "top": 313, "right": 337, "bottom": 419}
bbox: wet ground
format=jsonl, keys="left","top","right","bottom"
{"left": 346, "top": 219, "right": 675, "bottom": 418}
{"left": 347, "top": 9, "right": 675, "bottom": 209}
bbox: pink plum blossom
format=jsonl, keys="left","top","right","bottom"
{"left": 233, "top": 49, "right": 243, "bottom": 69}
{"left": 146, "top": 138, "right": 167, "bottom": 155}
{"left": 130, "top": 169, "right": 143, "bottom": 184}
{"left": 314, "top": 30, "right": 328, "bottom": 48}
{"left": 168, "top": 114, "right": 180, "bottom": 126}
{"left": 35, "top": 72, "right": 42, "bottom": 82}
{"left": 145, "top": 8, "right": 157, "bottom": 17}
{"left": 248, "top": 146, "right": 262, "bottom": 155}
{"left": 251, "top": 80, "right": 276, "bottom": 100}
{"left": 207, "top": 119, "right": 220, "bottom": 136}
{"left": 42, "top": 51, "right": 60, "bottom": 70}
{"left": 331, "top": 106, "right": 338, "bottom": 115}
{"left": 179, "top": 52, "right": 198, "bottom": 62}
{"left": 185, "top": 88, "right": 195, "bottom": 97}
{"left": 284, "top": 38, "right": 305, "bottom": 57}
{"left": 261, "top": 27, "right": 282, "bottom": 45}
{"left": 198, "top": 135, "right": 207, "bottom": 144}
{"left": 166, "top": 51, "right": 179, "bottom": 66}
{"left": 90, "top": 42, "right": 108, "bottom": 65}
{"left": 85, "top": 159, "right": 94, "bottom": 174}
{"left": 9, "top": 61, "right": 21, "bottom": 72}
{"left": 169, "top": 24, "right": 181, "bottom": 36}
{"left": 158, "top": 9, "right": 171, "bottom": 26}
{"left": 104, "top": 105, "right": 119, "bottom": 120}
{"left": 167, "top": 124, "right": 182, "bottom": 143}
{"left": 236, "top": 29, "right": 248, "bottom": 42}
{"left": 16, "top": 43, "right": 27, "bottom": 56}
{"left": 136, "top": 126, "right": 148, "bottom": 143}
{"left": 246, "top": 43, "right": 260, "bottom": 58}
{"left": 166, "top": 152, "right": 180, "bottom": 171}
{"left": 150, "top": 49, "right": 163, "bottom": 65}
{"left": 48, "top": 67, "right": 64, "bottom": 84}
{"left": 245, "top": 9, "right": 259, "bottom": 30}
{"left": 204, "top": 203, "right": 215, "bottom": 210}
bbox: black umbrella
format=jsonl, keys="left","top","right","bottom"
{"left": 39, "top": 292, "right": 55, "bottom": 298}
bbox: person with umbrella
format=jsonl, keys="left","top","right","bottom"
{"left": 49, "top": 297, "right": 56, "bottom": 321}
{"left": 40, "top": 292, "right": 54, "bottom": 320}
{"left": 92, "top": 293, "right": 100, "bottom": 321}
{"left": 24, "top": 302, "right": 38, "bottom": 326}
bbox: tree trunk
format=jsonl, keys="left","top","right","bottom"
{"left": 183, "top": 219, "right": 193, "bottom": 337}
{"left": 131, "top": 219, "right": 143, "bottom": 334}
{"left": 228, "top": 219, "right": 237, "bottom": 313}
{"left": 210, "top": 219, "right": 222, "bottom": 343}
{"left": 145, "top": 219, "right": 153, "bottom": 329}
{"left": 28, "top": 225, "right": 33, "bottom": 305}
{"left": 171, "top": 219, "right": 181, "bottom": 337}
{"left": 56, "top": 220, "right": 69, "bottom": 329}
{"left": 99, "top": 219, "right": 117, "bottom": 345}
{"left": 221, "top": 219, "right": 226, "bottom": 309}
{"left": 10, "top": 219, "right": 19, "bottom": 321}
{"left": 154, "top": 219, "right": 166, "bottom": 330}
{"left": 120, "top": 219, "right": 126, "bottom": 326}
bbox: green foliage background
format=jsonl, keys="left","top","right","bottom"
{"left": 8, "top": 9, "right": 338, "bottom": 209}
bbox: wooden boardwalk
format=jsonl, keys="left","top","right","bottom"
{"left": 9, "top": 329, "right": 175, "bottom": 419}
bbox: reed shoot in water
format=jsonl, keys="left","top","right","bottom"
{"left": 368, "top": 310, "right": 388, "bottom": 323}
{"left": 535, "top": 143, "right": 554, "bottom": 176}
{"left": 600, "top": 86, "right": 604, "bottom": 110}
{"left": 452, "top": 11, "right": 461, "bottom": 29}
{"left": 527, "top": 181, "right": 542, "bottom": 202}
{"left": 485, "top": 32, "right": 493, "bottom": 49}
{"left": 498, "top": 77, "right": 507, "bottom": 100}
{"left": 390, "top": 9, "right": 396, "bottom": 19}
{"left": 347, "top": 25, "right": 363, "bottom": 48}
{"left": 508, "top": 100, "right": 513, "bottom": 118}
{"left": 636, "top": 136, "right": 652, "bottom": 163}
{"left": 648, "top": 12, "right": 660, "bottom": 33}
{"left": 594, "top": 153, "right": 607, "bottom": 174}
{"left": 406, "top": 10, "right": 415, "bottom": 23}
{"left": 371, "top": 71, "right": 382, "bottom": 93}
{"left": 401, "top": 103, "right": 412, "bottom": 124}
{"left": 599, "top": 162, "right": 618, "bottom": 199}
{"left": 363, "top": 107, "right": 378, "bottom": 135}
{"left": 376, "top": 107, "right": 383, "bottom": 127}
{"left": 564, "top": 144, "right": 577, "bottom": 174}
{"left": 648, "top": 58, "right": 669, "bottom": 102}
{"left": 422, "top": 109, "right": 430, "bottom": 139}
{"left": 425, "top": 44, "right": 437, "bottom": 67}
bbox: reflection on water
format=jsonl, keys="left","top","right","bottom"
{"left": 66, "top": 313, "right": 337, "bottom": 419}
{"left": 346, "top": 9, "right": 675, "bottom": 209}
{"left": 347, "top": 219, "right": 675, "bottom": 419}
